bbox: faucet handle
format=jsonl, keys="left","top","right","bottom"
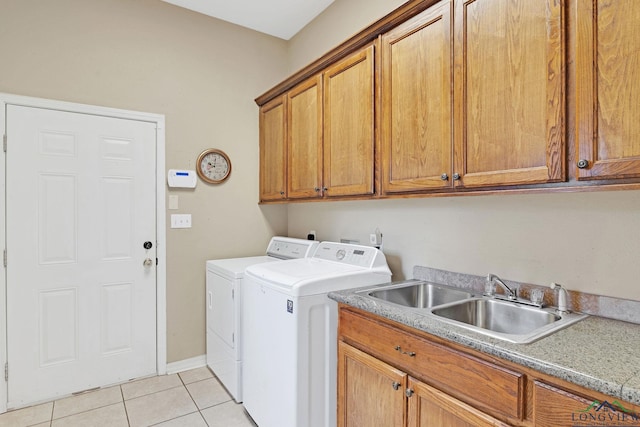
{"left": 529, "top": 288, "right": 544, "bottom": 306}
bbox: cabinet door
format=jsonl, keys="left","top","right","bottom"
{"left": 381, "top": 0, "right": 453, "bottom": 193}
{"left": 338, "top": 342, "right": 406, "bottom": 427}
{"left": 534, "top": 380, "right": 640, "bottom": 427}
{"left": 453, "top": 0, "right": 564, "bottom": 188}
{"left": 259, "top": 95, "right": 287, "bottom": 201}
{"left": 323, "top": 45, "right": 375, "bottom": 197}
{"left": 287, "top": 75, "right": 323, "bottom": 198}
{"left": 576, "top": 0, "right": 640, "bottom": 179}
{"left": 408, "top": 378, "right": 511, "bottom": 427}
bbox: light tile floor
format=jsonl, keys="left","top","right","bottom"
{"left": 0, "top": 367, "right": 257, "bottom": 427}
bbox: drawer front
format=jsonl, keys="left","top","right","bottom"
{"left": 339, "top": 308, "right": 524, "bottom": 420}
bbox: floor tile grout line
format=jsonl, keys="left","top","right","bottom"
{"left": 120, "top": 384, "right": 132, "bottom": 427}
{"left": 48, "top": 388, "right": 126, "bottom": 423}
{"left": 47, "top": 401, "right": 127, "bottom": 426}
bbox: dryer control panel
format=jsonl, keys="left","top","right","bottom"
{"left": 266, "top": 237, "right": 318, "bottom": 260}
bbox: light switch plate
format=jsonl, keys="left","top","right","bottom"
{"left": 168, "top": 195, "right": 179, "bottom": 210}
{"left": 171, "top": 214, "right": 192, "bottom": 228}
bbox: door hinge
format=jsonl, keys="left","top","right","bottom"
{"left": 3, "top": 134, "right": 6, "bottom": 153}
{"left": 156, "top": 258, "right": 158, "bottom": 266}
{"left": 4, "top": 363, "right": 8, "bottom": 381}
{"left": 3, "top": 249, "right": 6, "bottom": 268}
{"left": 232, "top": 333, "right": 235, "bottom": 344}
{"left": 232, "top": 289, "right": 235, "bottom": 300}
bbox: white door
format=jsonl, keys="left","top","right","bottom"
{"left": 6, "top": 105, "right": 157, "bottom": 407}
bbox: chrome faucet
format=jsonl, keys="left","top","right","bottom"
{"left": 486, "top": 273, "right": 517, "bottom": 300}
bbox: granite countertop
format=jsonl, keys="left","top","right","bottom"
{"left": 330, "top": 280, "right": 640, "bottom": 406}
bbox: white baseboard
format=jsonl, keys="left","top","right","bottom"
{"left": 165, "top": 355, "right": 207, "bottom": 375}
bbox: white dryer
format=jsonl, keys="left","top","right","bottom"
{"left": 205, "top": 236, "right": 318, "bottom": 402}
{"left": 242, "top": 242, "right": 392, "bottom": 427}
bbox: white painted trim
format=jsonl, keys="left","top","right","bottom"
{"left": 166, "top": 355, "right": 207, "bottom": 375}
{"left": 0, "top": 101, "right": 7, "bottom": 414}
{"left": 0, "top": 92, "right": 167, "bottom": 412}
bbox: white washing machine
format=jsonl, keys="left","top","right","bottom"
{"left": 205, "top": 236, "right": 318, "bottom": 402}
{"left": 242, "top": 241, "right": 392, "bottom": 427}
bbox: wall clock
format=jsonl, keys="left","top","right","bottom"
{"left": 196, "top": 148, "right": 232, "bottom": 184}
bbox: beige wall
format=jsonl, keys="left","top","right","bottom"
{"left": 0, "top": 0, "right": 289, "bottom": 363}
{"left": 288, "top": 0, "right": 640, "bottom": 302}
{"left": 287, "top": 0, "right": 406, "bottom": 71}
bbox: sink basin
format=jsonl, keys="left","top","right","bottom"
{"left": 431, "top": 298, "right": 588, "bottom": 343}
{"left": 365, "top": 281, "right": 473, "bottom": 309}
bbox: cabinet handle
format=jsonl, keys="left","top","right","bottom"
{"left": 577, "top": 159, "right": 589, "bottom": 169}
{"left": 440, "top": 173, "right": 448, "bottom": 181}
{"left": 392, "top": 381, "right": 401, "bottom": 391}
{"left": 453, "top": 173, "right": 461, "bottom": 180}
{"left": 394, "top": 345, "right": 416, "bottom": 357}
{"left": 314, "top": 187, "right": 320, "bottom": 192}
{"left": 323, "top": 187, "right": 328, "bottom": 192}
{"left": 405, "top": 388, "right": 414, "bottom": 398}
{"left": 279, "top": 191, "right": 285, "bottom": 196}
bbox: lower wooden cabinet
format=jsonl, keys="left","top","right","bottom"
{"left": 338, "top": 341, "right": 508, "bottom": 427}
{"left": 338, "top": 342, "right": 507, "bottom": 427}
{"left": 338, "top": 342, "right": 405, "bottom": 427}
{"left": 338, "top": 305, "right": 640, "bottom": 427}
{"left": 534, "top": 380, "right": 640, "bottom": 427}
{"left": 408, "top": 378, "right": 510, "bottom": 427}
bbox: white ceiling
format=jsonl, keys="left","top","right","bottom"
{"left": 160, "top": 0, "right": 335, "bottom": 40}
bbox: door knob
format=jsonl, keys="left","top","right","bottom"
{"left": 143, "top": 258, "right": 153, "bottom": 267}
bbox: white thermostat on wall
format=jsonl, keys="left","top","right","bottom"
{"left": 167, "top": 169, "right": 197, "bottom": 188}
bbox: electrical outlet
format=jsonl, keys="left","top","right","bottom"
{"left": 171, "top": 214, "right": 192, "bottom": 228}
{"left": 369, "top": 233, "right": 377, "bottom": 245}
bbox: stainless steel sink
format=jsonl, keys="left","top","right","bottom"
{"left": 364, "top": 281, "right": 474, "bottom": 309}
{"left": 431, "top": 298, "right": 588, "bottom": 343}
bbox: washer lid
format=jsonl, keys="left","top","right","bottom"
{"left": 206, "top": 256, "right": 275, "bottom": 279}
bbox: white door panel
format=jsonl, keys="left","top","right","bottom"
{"left": 6, "top": 105, "right": 157, "bottom": 407}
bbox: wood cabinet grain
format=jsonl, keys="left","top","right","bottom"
{"left": 339, "top": 305, "right": 640, "bottom": 427}
{"left": 381, "top": 0, "right": 453, "bottom": 193}
{"left": 259, "top": 95, "right": 287, "bottom": 201}
{"left": 257, "top": 0, "right": 640, "bottom": 203}
{"left": 337, "top": 342, "right": 406, "bottom": 427}
{"left": 323, "top": 44, "right": 375, "bottom": 197}
{"left": 576, "top": 0, "right": 640, "bottom": 179}
{"left": 287, "top": 75, "right": 323, "bottom": 199}
{"left": 453, "top": 0, "right": 565, "bottom": 188}
{"left": 408, "top": 378, "right": 511, "bottom": 426}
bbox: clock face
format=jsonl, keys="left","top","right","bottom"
{"left": 197, "top": 149, "right": 231, "bottom": 183}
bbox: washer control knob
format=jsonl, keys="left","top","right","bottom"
{"left": 336, "top": 249, "right": 346, "bottom": 260}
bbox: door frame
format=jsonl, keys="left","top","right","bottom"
{"left": 0, "top": 93, "right": 167, "bottom": 412}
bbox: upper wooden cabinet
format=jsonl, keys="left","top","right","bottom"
{"left": 453, "top": 0, "right": 565, "bottom": 188}
{"left": 260, "top": 45, "right": 376, "bottom": 201}
{"left": 576, "top": 0, "right": 640, "bottom": 180}
{"left": 381, "top": 1, "right": 453, "bottom": 194}
{"left": 257, "top": 0, "right": 640, "bottom": 203}
{"left": 287, "top": 75, "right": 323, "bottom": 199}
{"left": 259, "top": 95, "right": 287, "bottom": 201}
{"left": 323, "top": 44, "right": 375, "bottom": 197}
